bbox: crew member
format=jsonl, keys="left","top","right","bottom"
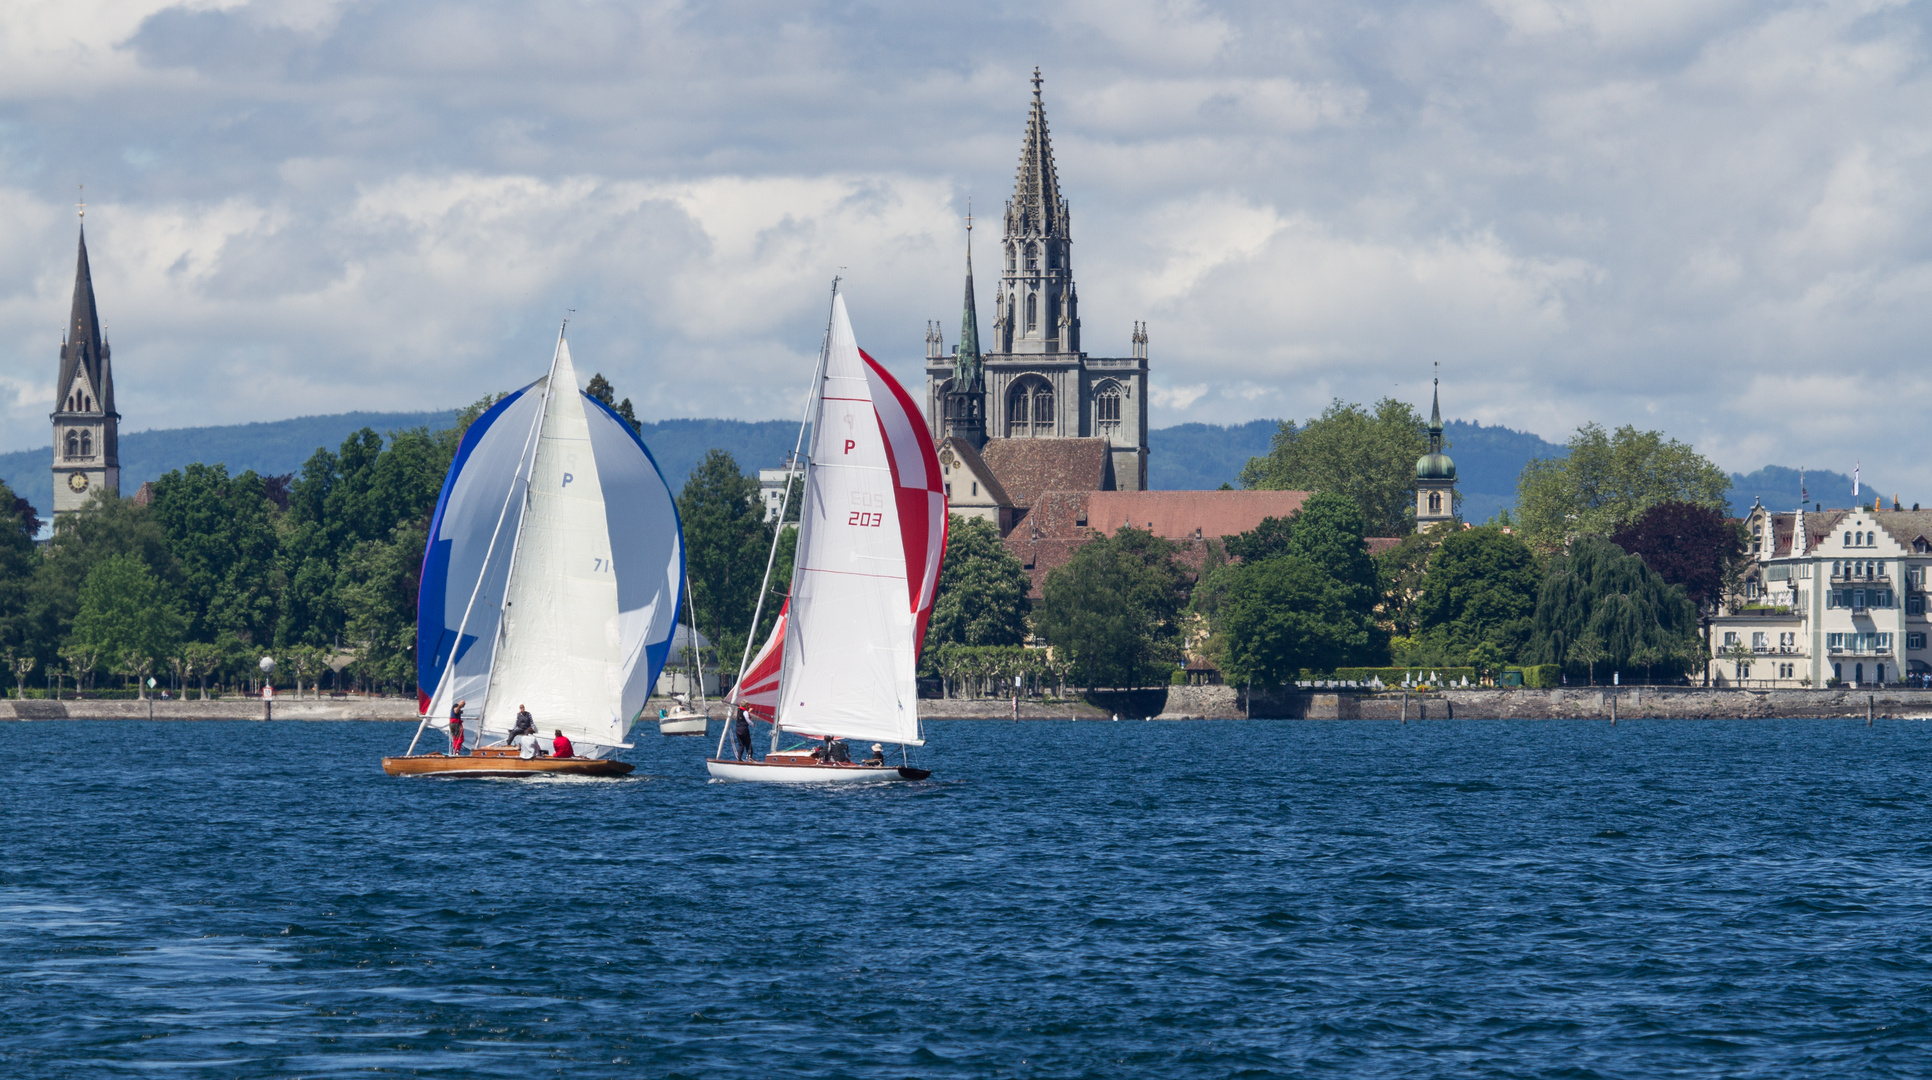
{"left": 551, "top": 729, "right": 574, "bottom": 758}
{"left": 514, "top": 730, "right": 544, "bottom": 759}
{"left": 506, "top": 705, "right": 537, "bottom": 744}
{"left": 732, "top": 709, "right": 754, "bottom": 760}
{"left": 862, "top": 743, "right": 885, "bottom": 766}
{"left": 448, "top": 699, "right": 467, "bottom": 755}
{"left": 828, "top": 738, "right": 851, "bottom": 764}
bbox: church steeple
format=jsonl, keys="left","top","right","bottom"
{"left": 998, "top": 68, "right": 1077, "bottom": 355}
{"left": 1414, "top": 365, "right": 1456, "bottom": 530}
{"left": 52, "top": 195, "right": 121, "bottom": 515}
{"left": 942, "top": 211, "right": 988, "bottom": 449}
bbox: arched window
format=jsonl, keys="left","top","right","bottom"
{"left": 65, "top": 431, "right": 79, "bottom": 458}
{"left": 1428, "top": 491, "right": 1442, "bottom": 513}
{"left": 1025, "top": 293, "right": 1037, "bottom": 332}
{"left": 1094, "top": 382, "right": 1121, "bottom": 434}
{"left": 80, "top": 430, "right": 92, "bottom": 457}
{"left": 1026, "top": 245, "right": 1038, "bottom": 270}
{"left": 1007, "top": 377, "right": 1054, "bottom": 438}
{"left": 1006, "top": 245, "right": 1016, "bottom": 271}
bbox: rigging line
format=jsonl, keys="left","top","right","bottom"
{"left": 479, "top": 321, "right": 569, "bottom": 740}
{"left": 736, "top": 277, "right": 840, "bottom": 754}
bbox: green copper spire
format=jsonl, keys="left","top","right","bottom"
{"left": 1415, "top": 365, "right": 1456, "bottom": 481}
{"left": 955, "top": 206, "right": 983, "bottom": 389}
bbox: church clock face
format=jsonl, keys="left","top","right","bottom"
{"left": 68, "top": 472, "right": 88, "bottom": 493}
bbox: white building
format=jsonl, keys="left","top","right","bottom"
{"left": 1713, "top": 499, "right": 1932, "bottom": 687}
{"left": 757, "top": 453, "right": 804, "bottom": 524}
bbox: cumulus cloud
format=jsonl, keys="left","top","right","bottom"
{"left": 2, "top": 0, "right": 1932, "bottom": 493}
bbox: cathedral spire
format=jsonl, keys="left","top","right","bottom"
{"left": 59, "top": 221, "right": 113, "bottom": 417}
{"left": 1000, "top": 68, "right": 1076, "bottom": 355}
{"left": 52, "top": 205, "right": 121, "bottom": 514}
{"left": 956, "top": 205, "right": 981, "bottom": 386}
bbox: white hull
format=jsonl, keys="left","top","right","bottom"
{"left": 658, "top": 714, "right": 708, "bottom": 736}
{"left": 705, "top": 757, "right": 928, "bottom": 784}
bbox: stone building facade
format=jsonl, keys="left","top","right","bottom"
{"left": 924, "top": 70, "right": 1149, "bottom": 491}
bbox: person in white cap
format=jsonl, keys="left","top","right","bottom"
{"left": 862, "top": 743, "right": 885, "bottom": 766}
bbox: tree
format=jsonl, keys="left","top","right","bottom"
{"left": 1217, "top": 555, "right": 1372, "bottom": 686}
{"left": 925, "top": 516, "right": 1031, "bottom": 650}
{"left": 0, "top": 480, "right": 40, "bottom": 681}
{"left": 1413, "top": 527, "right": 1541, "bottom": 666}
{"left": 1036, "top": 527, "right": 1190, "bottom": 690}
{"left": 68, "top": 553, "right": 186, "bottom": 694}
{"left": 1515, "top": 423, "right": 1731, "bottom": 552}
{"left": 1373, "top": 525, "right": 1451, "bottom": 641}
{"left": 149, "top": 464, "right": 282, "bottom": 645}
{"left": 335, "top": 522, "right": 428, "bottom": 695}
{"left": 679, "top": 450, "right": 775, "bottom": 672}
{"left": 1525, "top": 538, "right": 1702, "bottom": 683}
{"left": 1239, "top": 398, "right": 1429, "bottom": 536}
{"left": 1609, "top": 500, "right": 1743, "bottom": 614}
{"left": 586, "top": 373, "right": 642, "bottom": 433}
{"left": 31, "top": 490, "right": 178, "bottom": 671}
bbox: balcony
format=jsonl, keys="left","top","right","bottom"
{"left": 1831, "top": 573, "right": 1890, "bottom": 584}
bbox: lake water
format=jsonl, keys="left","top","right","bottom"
{"left": 4, "top": 718, "right": 1931, "bottom": 1078}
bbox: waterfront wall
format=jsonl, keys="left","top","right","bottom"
{"left": 10, "top": 687, "right": 1930, "bottom": 722}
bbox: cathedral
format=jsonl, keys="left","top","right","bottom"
{"left": 50, "top": 204, "right": 121, "bottom": 515}
{"left": 924, "top": 70, "right": 1150, "bottom": 510}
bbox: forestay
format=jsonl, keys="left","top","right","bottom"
{"left": 416, "top": 335, "right": 684, "bottom": 753}
{"left": 775, "top": 295, "right": 946, "bottom": 746}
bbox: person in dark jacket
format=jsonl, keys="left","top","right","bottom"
{"left": 505, "top": 706, "right": 536, "bottom": 745}
{"left": 447, "top": 700, "right": 467, "bottom": 755}
{"left": 732, "top": 710, "right": 754, "bottom": 760}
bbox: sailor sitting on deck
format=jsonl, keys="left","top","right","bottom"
{"left": 551, "top": 729, "right": 574, "bottom": 758}
{"left": 504, "top": 705, "right": 537, "bottom": 745}
{"left": 827, "top": 738, "right": 851, "bottom": 764}
{"left": 514, "top": 730, "right": 544, "bottom": 759}
{"left": 862, "top": 743, "right": 885, "bottom": 767}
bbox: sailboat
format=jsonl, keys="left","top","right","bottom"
{"left": 656, "top": 579, "right": 712, "bottom": 737}
{"left": 707, "top": 287, "right": 947, "bottom": 783}
{"left": 382, "top": 325, "right": 685, "bottom": 778}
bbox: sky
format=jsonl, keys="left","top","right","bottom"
{"left": 3, "top": 0, "right": 1931, "bottom": 493}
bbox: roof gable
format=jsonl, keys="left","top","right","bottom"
{"left": 979, "top": 438, "right": 1115, "bottom": 506}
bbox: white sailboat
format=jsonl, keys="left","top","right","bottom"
{"left": 657, "top": 577, "right": 713, "bottom": 737}
{"left": 384, "top": 325, "right": 685, "bottom": 778}
{"left": 708, "top": 287, "right": 947, "bottom": 783}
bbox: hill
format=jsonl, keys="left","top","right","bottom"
{"left": 0, "top": 411, "right": 804, "bottom": 527}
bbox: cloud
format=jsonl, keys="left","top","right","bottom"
{"left": 2, "top": 0, "right": 1932, "bottom": 493}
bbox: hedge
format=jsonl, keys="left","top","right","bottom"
{"left": 1518, "top": 664, "right": 1563, "bottom": 689}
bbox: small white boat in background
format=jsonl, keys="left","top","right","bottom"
{"left": 706, "top": 285, "right": 947, "bottom": 784}
{"left": 658, "top": 580, "right": 713, "bottom": 737}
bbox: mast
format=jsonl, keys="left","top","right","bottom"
{"left": 732, "top": 278, "right": 841, "bottom": 755}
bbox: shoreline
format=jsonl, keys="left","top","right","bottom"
{"left": 7, "top": 686, "right": 1932, "bottom": 721}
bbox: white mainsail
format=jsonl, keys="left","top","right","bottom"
{"left": 774, "top": 294, "right": 942, "bottom": 747}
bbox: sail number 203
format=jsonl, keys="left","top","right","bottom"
{"left": 848, "top": 511, "right": 883, "bottom": 527}
{"left": 848, "top": 490, "right": 886, "bottom": 527}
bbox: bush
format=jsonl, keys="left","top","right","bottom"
{"left": 1170, "top": 668, "right": 1187, "bottom": 685}
{"left": 1520, "top": 664, "right": 1563, "bottom": 689}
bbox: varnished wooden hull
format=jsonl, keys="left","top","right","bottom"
{"left": 381, "top": 752, "right": 634, "bottom": 778}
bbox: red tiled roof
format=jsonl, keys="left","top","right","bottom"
{"left": 1366, "top": 537, "right": 1402, "bottom": 555}
{"left": 1086, "top": 490, "right": 1310, "bottom": 542}
{"left": 979, "top": 438, "right": 1115, "bottom": 507}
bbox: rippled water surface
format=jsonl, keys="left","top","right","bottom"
{"left": 5, "top": 718, "right": 1932, "bottom": 1078}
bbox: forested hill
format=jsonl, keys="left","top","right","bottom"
{"left": 1148, "top": 419, "right": 1567, "bottom": 524}
{"left": 0, "top": 413, "right": 801, "bottom": 524}
{"left": 1, "top": 408, "right": 1841, "bottom": 525}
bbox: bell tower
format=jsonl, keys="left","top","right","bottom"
{"left": 1414, "top": 371, "right": 1456, "bottom": 530}
{"left": 940, "top": 210, "right": 988, "bottom": 450}
{"left": 51, "top": 194, "right": 120, "bottom": 516}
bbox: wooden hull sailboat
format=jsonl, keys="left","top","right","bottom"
{"left": 382, "top": 747, "right": 635, "bottom": 778}
{"left": 386, "top": 324, "right": 685, "bottom": 778}
{"left": 706, "top": 287, "right": 947, "bottom": 784}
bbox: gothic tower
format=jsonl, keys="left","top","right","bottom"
{"left": 995, "top": 68, "right": 1078, "bottom": 357}
{"left": 940, "top": 213, "right": 988, "bottom": 449}
{"left": 51, "top": 205, "right": 120, "bottom": 515}
{"left": 924, "top": 69, "right": 1149, "bottom": 491}
{"left": 1414, "top": 373, "right": 1456, "bottom": 530}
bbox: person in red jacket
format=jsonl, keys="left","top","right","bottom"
{"left": 448, "top": 700, "right": 467, "bottom": 755}
{"left": 551, "top": 729, "right": 574, "bottom": 758}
